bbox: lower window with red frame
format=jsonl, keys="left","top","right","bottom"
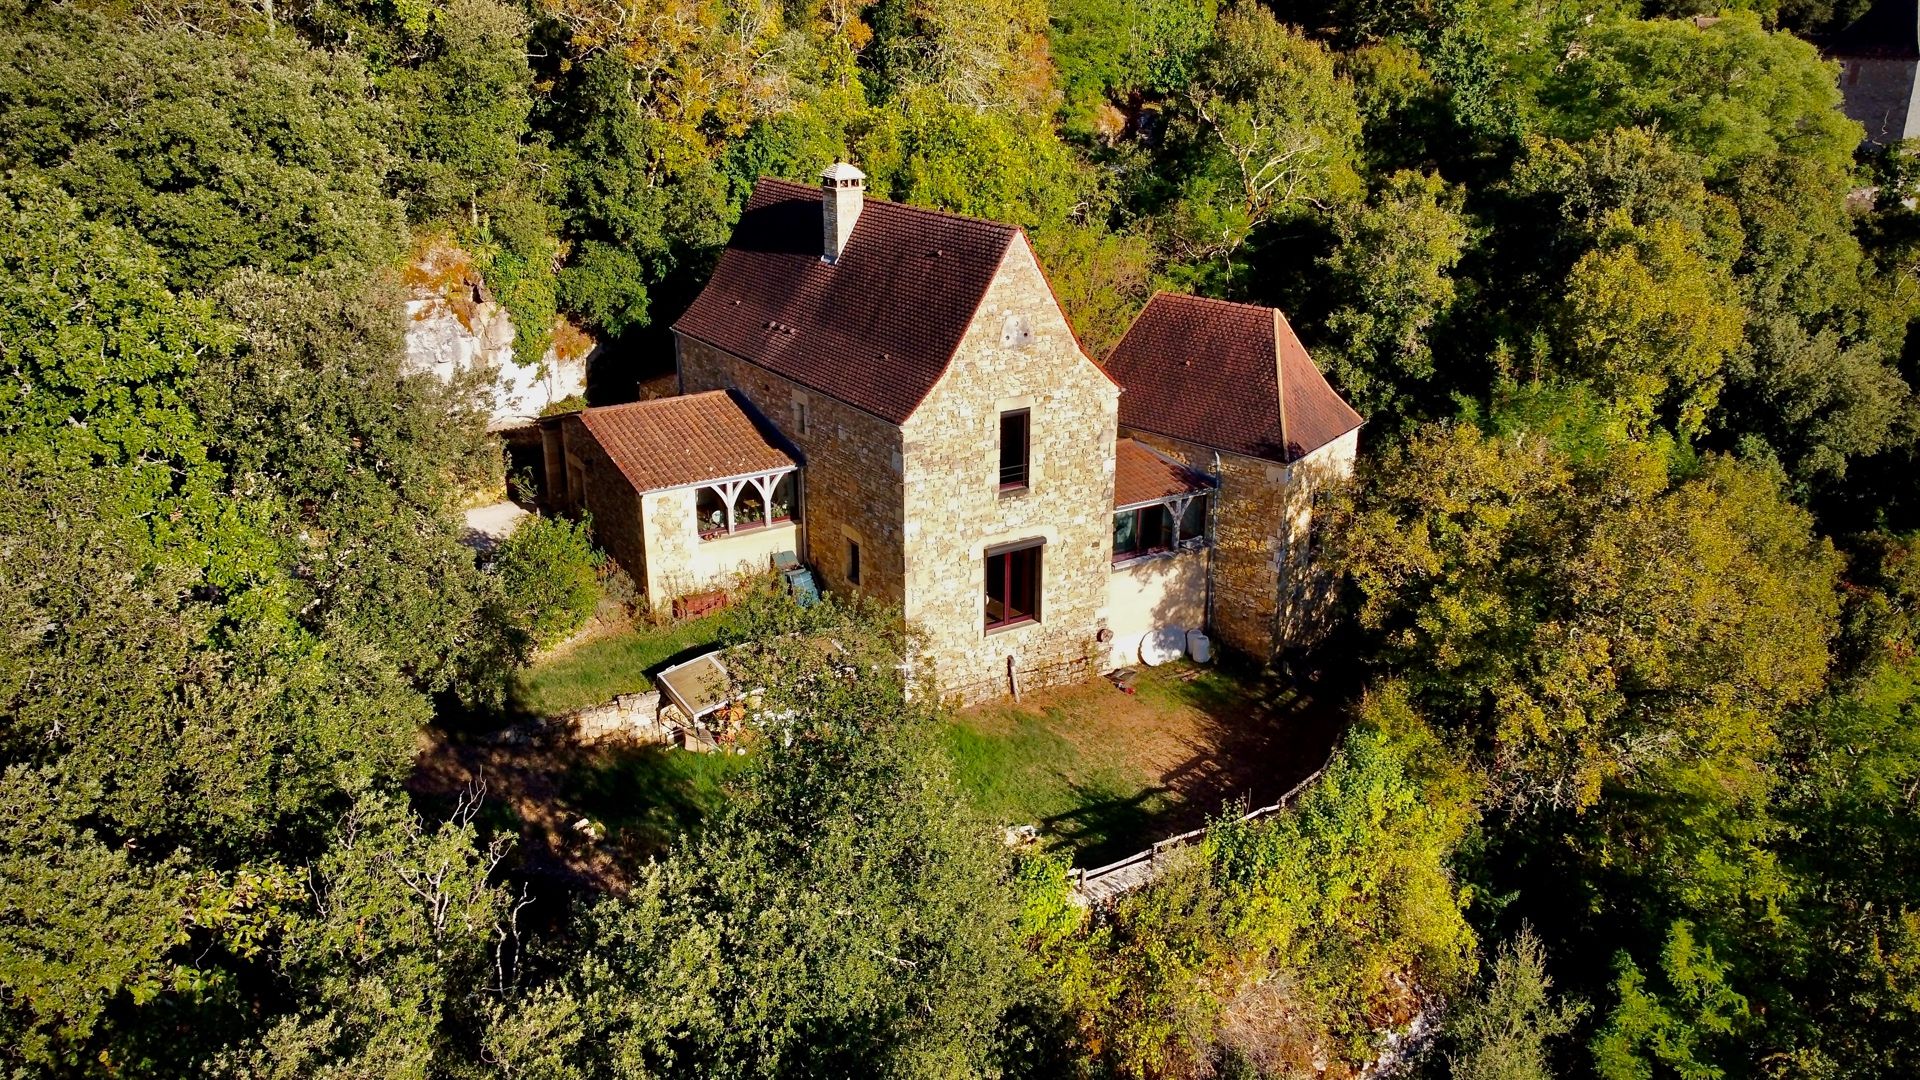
{"left": 984, "top": 540, "right": 1042, "bottom": 630}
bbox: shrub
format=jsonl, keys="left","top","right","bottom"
{"left": 493, "top": 515, "right": 604, "bottom": 647}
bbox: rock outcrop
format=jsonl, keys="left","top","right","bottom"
{"left": 403, "top": 239, "right": 590, "bottom": 430}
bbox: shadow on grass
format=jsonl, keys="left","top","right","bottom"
{"left": 411, "top": 728, "right": 747, "bottom": 895}
{"left": 1041, "top": 779, "right": 1174, "bottom": 868}
{"left": 565, "top": 743, "right": 745, "bottom": 863}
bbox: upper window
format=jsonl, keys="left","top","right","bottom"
{"left": 847, "top": 538, "right": 862, "bottom": 585}
{"left": 999, "top": 409, "right": 1030, "bottom": 491}
{"left": 985, "top": 541, "right": 1041, "bottom": 631}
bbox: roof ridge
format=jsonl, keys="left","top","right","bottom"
{"left": 1150, "top": 290, "right": 1281, "bottom": 315}
{"left": 754, "top": 175, "right": 1021, "bottom": 236}
{"left": 580, "top": 389, "right": 729, "bottom": 420}
{"left": 1271, "top": 308, "right": 1290, "bottom": 453}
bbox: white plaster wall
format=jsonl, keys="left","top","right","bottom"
{"left": 640, "top": 487, "right": 796, "bottom": 601}
{"left": 1105, "top": 549, "right": 1209, "bottom": 669}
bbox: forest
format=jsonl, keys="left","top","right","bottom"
{"left": 1, "top": 0, "right": 1917, "bottom": 1075}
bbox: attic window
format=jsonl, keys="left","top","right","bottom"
{"left": 999, "top": 409, "right": 1030, "bottom": 491}
{"left": 1001, "top": 313, "right": 1034, "bottom": 349}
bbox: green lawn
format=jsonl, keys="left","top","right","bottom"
{"left": 567, "top": 742, "right": 751, "bottom": 857}
{"left": 944, "top": 663, "right": 1288, "bottom": 867}
{"left": 945, "top": 709, "right": 1176, "bottom": 865}
{"left": 509, "top": 613, "right": 732, "bottom": 717}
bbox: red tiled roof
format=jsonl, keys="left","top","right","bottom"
{"left": 673, "top": 177, "right": 1018, "bottom": 425}
{"left": 1106, "top": 293, "right": 1363, "bottom": 464}
{"left": 575, "top": 391, "right": 796, "bottom": 494}
{"left": 1114, "top": 438, "right": 1210, "bottom": 508}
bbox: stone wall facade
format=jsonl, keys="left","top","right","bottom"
{"left": 1122, "top": 426, "right": 1355, "bottom": 662}
{"left": 559, "top": 414, "right": 647, "bottom": 588}
{"left": 675, "top": 335, "right": 907, "bottom": 605}
{"left": 901, "top": 235, "right": 1119, "bottom": 701}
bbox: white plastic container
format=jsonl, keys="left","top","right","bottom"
{"left": 1186, "top": 629, "right": 1212, "bottom": 664}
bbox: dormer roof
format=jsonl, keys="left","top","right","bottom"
{"left": 1106, "top": 293, "right": 1362, "bottom": 465}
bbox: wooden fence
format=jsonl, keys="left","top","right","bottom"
{"left": 1069, "top": 758, "right": 1331, "bottom": 906}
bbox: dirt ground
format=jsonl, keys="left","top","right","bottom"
{"left": 954, "top": 656, "right": 1353, "bottom": 864}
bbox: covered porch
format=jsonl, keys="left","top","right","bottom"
{"left": 1105, "top": 438, "right": 1214, "bottom": 669}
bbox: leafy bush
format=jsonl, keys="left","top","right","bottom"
{"left": 493, "top": 515, "right": 604, "bottom": 648}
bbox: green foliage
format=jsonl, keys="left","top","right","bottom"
{"left": 1168, "top": 3, "right": 1363, "bottom": 272}
{"left": 0, "top": 766, "right": 194, "bottom": 1071}
{"left": 209, "top": 792, "right": 517, "bottom": 1078}
{"left": 1444, "top": 927, "right": 1588, "bottom": 1080}
{"left": 0, "top": 5, "right": 406, "bottom": 291}
{"left": 1591, "top": 921, "right": 1750, "bottom": 1080}
{"left": 381, "top": 0, "right": 536, "bottom": 221}
{"left": 493, "top": 516, "right": 605, "bottom": 649}
{"left": 1540, "top": 14, "right": 1860, "bottom": 178}
{"left": 856, "top": 85, "right": 1092, "bottom": 229}
{"left": 1333, "top": 416, "right": 1841, "bottom": 808}
{"left": 1557, "top": 216, "right": 1743, "bottom": 434}
{"left": 1322, "top": 169, "right": 1471, "bottom": 423}
{"left": 561, "top": 601, "right": 1029, "bottom": 1078}
{"left": 1031, "top": 224, "right": 1159, "bottom": 358}
{"left": 1049, "top": 0, "right": 1218, "bottom": 134}
{"left": 1036, "top": 713, "right": 1478, "bottom": 1075}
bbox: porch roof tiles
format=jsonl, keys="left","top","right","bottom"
{"left": 575, "top": 391, "right": 796, "bottom": 495}
{"left": 1114, "top": 438, "right": 1211, "bottom": 509}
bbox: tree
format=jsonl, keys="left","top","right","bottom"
{"left": 1321, "top": 169, "right": 1471, "bottom": 423}
{"left": 1557, "top": 217, "right": 1742, "bottom": 434}
{"left": 1036, "top": 709, "right": 1479, "bottom": 1077}
{"left": 1031, "top": 224, "right": 1159, "bottom": 359}
{"left": 1331, "top": 404, "right": 1841, "bottom": 809}
{"left": 561, "top": 601, "right": 1030, "bottom": 1078}
{"left": 212, "top": 792, "right": 520, "bottom": 1079}
{"left": 1168, "top": 3, "right": 1363, "bottom": 271}
{"left": 1590, "top": 921, "right": 1750, "bottom": 1080}
{"left": 0, "top": 6, "right": 406, "bottom": 291}
{"left": 855, "top": 85, "right": 1094, "bottom": 230}
{"left": 1444, "top": 927, "right": 1587, "bottom": 1080}
{"left": 492, "top": 516, "right": 605, "bottom": 648}
{"left": 1540, "top": 13, "right": 1859, "bottom": 179}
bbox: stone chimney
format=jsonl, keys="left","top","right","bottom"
{"left": 821, "top": 161, "right": 866, "bottom": 265}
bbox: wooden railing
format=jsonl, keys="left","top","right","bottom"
{"left": 1068, "top": 756, "right": 1331, "bottom": 904}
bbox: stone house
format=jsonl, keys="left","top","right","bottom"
{"left": 1104, "top": 293, "right": 1363, "bottom": 662}
{"left": 537, "top": 164, "right": 1361, "bottom": 701}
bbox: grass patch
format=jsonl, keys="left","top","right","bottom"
{"left": 510, "top": 613, "right": 731, "bottom": 717}
{"left": 944, "top": 661, "right": 1344, "bottom": 867}
{"left": 945, "top": 708, "right": 1175, "bottom": 866}
{"left": 568, "top": 742, "right": 750, "bottom": 857}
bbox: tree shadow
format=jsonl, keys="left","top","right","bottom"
{"left": 1041, "top": 778, "right": 1174, "bottom": 868}
{"left": 410, "top": 727, "right": 740, "bottom": 897}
